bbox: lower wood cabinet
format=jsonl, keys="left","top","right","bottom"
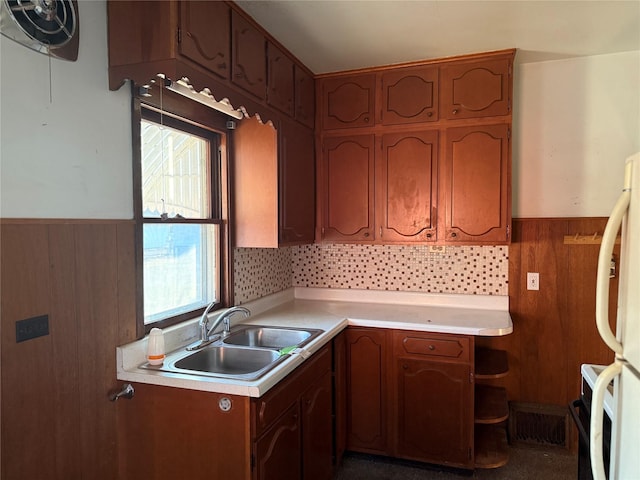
{"left": 345, "top": 327, "right": 390, "bottom": 454}
{"left": 255, "top": 403, "right": 302, "bottom": 480}
{"left": 345, "top": 327, "right": 475, "bottom": 469}
{"left": 117, "top": 384, "right": 252, "bottom": 480}
{"left": 394, "top": 331, "right": 474, "bottom": 468}
{"left": 251, "top": 343, "right": 333, "bottom": 480}
{"left": 117, "top": 343, "right": 333, "bottom": 480}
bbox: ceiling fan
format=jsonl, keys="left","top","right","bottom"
{"left": 0, "top": 0, "right": 79, "bottom": 61}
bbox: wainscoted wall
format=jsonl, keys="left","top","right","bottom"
{"left": 1, "top": 220, "right": 137, "bottom": 480}
{"left": 233, "top": 244, "right": 509, "bottom": 304}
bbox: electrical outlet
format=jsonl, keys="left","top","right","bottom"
{"left": 527, "top": 272, "right": 540, "bottom": 291}
{"left": 429, "top": 245, "right": 445, "bottom": 253}
{"left": 16, "top": 315, "right": 49, "bottom": 343}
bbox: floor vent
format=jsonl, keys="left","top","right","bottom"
{"left": 508, "top": 402, "right": 570, "bottom": 449}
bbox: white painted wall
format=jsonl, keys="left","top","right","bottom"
{"left": 513, "top": 51, "right": 640, "bottom": 218}
{"left": 0, "top": 1, "right": 132, "bottom": 219}
{"left": 0, "top": 0, "right": 637, "bottom": 220}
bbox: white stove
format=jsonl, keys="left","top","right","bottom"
{"left": 581, "top": 364, "right": 615, "bottom": 420}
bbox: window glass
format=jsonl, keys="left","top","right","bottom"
{"left": 141, "top": 121, "right": 210, "bottom": 218}
{"left": 139, "top": 113, "right": 223, "bottom": 327}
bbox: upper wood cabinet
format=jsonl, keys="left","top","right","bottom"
{"left": 267, "top": 42, "right": 294, "bottom": 116}
{"left": 320, "top": 135, "right": 375, "bottom": 242}
{"left": 280, "top": 119, "right": 316, "bottom": 245}
{"left": 295, "top": 65, "right": 315, "bottom": 129}
{"left": 316, "top": 49, "right": 515, "bottom": 245}
{"left": 441, "top": 57, "right": 512, "bottom": 120}
{"left": 234, "top": 116, "right": 315, "bottom": 247}
{"left": 320, "top": 74, "right": 376, "bottom": 130}
{"left": 442, "top": 123, "right": 511, "bottom": 244}
{"left": 320, "top": 130, "right": 437, "bottom": 244}
{"left": 380, "top": 66, "right": 438, "bottom": 125}
{"left": 231, "top": 10, "right": 266, "bottom": 99}
{"left": 378, "top": 130, "right": 438, "bottom": 243}
{"left": 178, "top": 1, "right": 230, "bottom": 80}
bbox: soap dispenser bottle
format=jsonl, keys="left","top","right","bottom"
{"left": 146, "top": 328, "right": 165, "bottom": 365}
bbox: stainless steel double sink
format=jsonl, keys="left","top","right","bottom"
{"left": 141, "top": 325, "right": 324, "bottom": 381}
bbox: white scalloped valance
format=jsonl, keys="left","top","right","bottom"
{"left": 154, "top": 75, "right": 275, "bottom": 127}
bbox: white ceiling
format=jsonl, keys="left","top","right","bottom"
{"left": 236, "top": 0, "right": 640, "bottom": 74}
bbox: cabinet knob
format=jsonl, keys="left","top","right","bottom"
{"left": 428, "top": 345, "right": 435, "bottom": 351}
{"left": 364, "top": 116, "right": 369, "bottom": 122}
{"left": 452, "top": 109, "right": 458, "bottom": 115}
{"left": 427, "top": 111, "right": 433, "bottom": 117}
{"left": 364, "top": 232, "right": 370, "bottom": 237}
{"left": 402, "top": 364, "right": 408, "bottom": 370}
{"left": 451, "top": 232, "right": 457, "bottom": 238}
{"left": 426, "top": 233, "right": 432, "bottom": 238}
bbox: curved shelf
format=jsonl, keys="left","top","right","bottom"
{"left": 475, "top": 385, "right": 509, "bottom": 424}
{"left": 475, "top": 348, "right": 509, "bottom": 379}
{"left": 475, "top": 424, "right": 509, "bottom": 469}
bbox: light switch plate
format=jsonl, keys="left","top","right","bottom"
{"left": 527, "top": 272, "right": 540, "bottom": 291}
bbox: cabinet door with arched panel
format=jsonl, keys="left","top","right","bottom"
{"left": 381, "top": 66, "right": 438, "bottom": 125}
{"left": 378, "top": 130, "right": 438, "bottom": 243}
{"left": 320, "top": 75, "right": 376, "bottom": 130}
{"left": 442, "top": 124, "right": 511, "bottom": 244}
{"left": 441, "top": 57, "right": 512, "bottom": 120}
{"left": 320, "top": 135, "right": 375, "bottom": 242}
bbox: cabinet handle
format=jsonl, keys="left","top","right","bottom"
{"left": 364, "top": 116, "right": 369, "bottom": 122}
{"left": 364, "top": 232, "right": 370, "bottom": 237}
{"left": 379, "top": 227, "right": 382, "bottom": 237}
{"left": 428, "top": 345, "right": 435, "bottom": 351}
{"left": 427, "top": 111, "right": 433, "bottom": 117}
{"left": 452, "top": 109, "right": 458, "bottom": 115}
{"left": 426, "top": 233, "right": 432, "bottom": 238}
{"left": 402, "top": 364, "right": 408, "bottom": 370}
{"left": 451, "top": 232, "right": 457, "bottom": 238}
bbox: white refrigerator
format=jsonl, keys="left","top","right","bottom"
{"left": 591, "top": 152, "right": 640, "bottom": 480}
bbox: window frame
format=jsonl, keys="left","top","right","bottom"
{"left": 132, "top": 84, "right": 233, "bottom": 337}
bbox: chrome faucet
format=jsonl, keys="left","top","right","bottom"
{"left": 219, "top": 306, "right": 251, "bottom": 337}
{"left": 187, "top": 304, "right": 251, "bottom": 351}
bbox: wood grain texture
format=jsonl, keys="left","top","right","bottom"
{"left": 1, "top": 221, "right": 137, "bottom": 480}
{"left": 476, "top": 218, "right": 615, "bottom": 410}
{"left": 118, "top": 384, "right": 251, "bottom": 480}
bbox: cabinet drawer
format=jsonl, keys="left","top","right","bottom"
{"left": 252, "top": 344, "right": 331, "bottom": 437}
{"left": 394, "top": 332, "right": 471, "bottom": 362}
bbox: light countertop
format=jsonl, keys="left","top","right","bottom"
{"left": 117, "top": 287, "right": 512, "bottom": 397}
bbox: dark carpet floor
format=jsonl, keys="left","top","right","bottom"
{"left": 333, "top": 446, "right": 577, "bottom": 480}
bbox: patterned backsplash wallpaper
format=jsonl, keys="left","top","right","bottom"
{"left": 234, "top": 244, "right": 509, "bottom": 305}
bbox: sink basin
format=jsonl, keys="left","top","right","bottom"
{"left": 174, "top": 346, "right": 282, "bottom": 377}
{"left": 223, "top": 325, "right": 323, "bottom": 349}
{"left": 139, "top": 325, "right": 324, "bottom": 381}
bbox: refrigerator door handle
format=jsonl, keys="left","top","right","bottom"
{"left": 595, "top": 161, "right": 632, "bottom": 355}
{"left": 590, "top": 361, "right": 621, "bottom": 480}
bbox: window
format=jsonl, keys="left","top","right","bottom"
{"left": 134, "top": 97, "right": 230, "bottom": 333}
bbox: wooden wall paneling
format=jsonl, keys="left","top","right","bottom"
{"left": 564, "top": 218, "right": 616, "bottom": 401}
{"left": 516, "top": 219, "right": 569, "bottom": 404}
{"left": 48, "top": 225, "right": 82, "bottom": 479}
{"left": 1, "top": 224, "right": 57, "bottom": 480}
{"left": 74, "top": 224, "right": 121, "bottom": 479}
{"left": 477, "top": 217, "right": 616, "bottom": 410}
{"left": 1, "top": 221, "right": 137, "bottom": 480}
{"left": 116, "top": 223, "right": 138, "bottom": 345}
